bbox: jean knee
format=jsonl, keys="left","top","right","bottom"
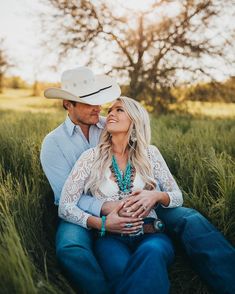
{"left": 139, "top": 235, "right": 174, "bottom": 264}
{"left": 56, "top": 246, "right": 69, "bottom": 265}
{"left": 182, "top": 209, "right": 217, "bottom": 241}
{"left": 57, "top": 244, "right": 95, "bottom": 271}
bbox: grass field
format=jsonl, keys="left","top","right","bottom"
{"left": 0, "top": 89, "right": 235, "bottom": 293}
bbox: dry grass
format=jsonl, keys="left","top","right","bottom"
{"left": 170, "top": 101, "right": 235, "bottom": 118}
{"left": 0, "top": 89, "right": 62, "bottom": 113}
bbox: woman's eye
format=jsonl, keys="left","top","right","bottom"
{"left": 117, "top": 108, "right": 124, "bottom": 112}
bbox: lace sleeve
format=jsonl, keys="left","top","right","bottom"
{"left": 148, "top": 145, "right": 183, "bottom": 208}
{"left": 58, "top": 148, "right": 95, "bottom": 228}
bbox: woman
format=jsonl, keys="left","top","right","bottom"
{"left": 59, "top": 96, "right": 183, "bottom": 294}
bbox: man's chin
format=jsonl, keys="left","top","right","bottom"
{"left": 90, "top": 117, "right": 99, "bottom": 125}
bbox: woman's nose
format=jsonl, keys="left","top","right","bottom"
{"left": 107, "top": 111, "right": 115, "bottom": 118}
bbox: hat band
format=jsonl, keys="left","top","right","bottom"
{"left": 80, "top": 85, "right": 112, "bottom": 98}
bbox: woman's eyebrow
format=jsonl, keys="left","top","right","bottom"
{"left": 108, "top": 105, "right": 124, "bottom": 111}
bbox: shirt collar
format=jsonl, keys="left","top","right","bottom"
{"left": 65, "top": 116, "right": 76, "bottom": 136}
{"left": 65, "top": 115, "right": 105, "bottom": 136}
{"left": 96, "top": 116, "right": 105, "bottom": 130}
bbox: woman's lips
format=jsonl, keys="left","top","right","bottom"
{"left": 107, "top": 119, "right": 118, "bottom": 123}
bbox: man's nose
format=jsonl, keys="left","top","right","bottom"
{"left": 93, "top": 105, "right": 101, "bottom": 112}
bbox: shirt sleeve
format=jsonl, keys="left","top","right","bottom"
{"left": 149, "top": 145, "right": 183, "bottom": 208}
{"left": 40, "top": 135, "right": 71, "bottom": 204}
{"left": 58, "top": 148, "right": 96, "bottom": 228}
{"left": 40, "top": 135, "right": 104, "bottom": 216}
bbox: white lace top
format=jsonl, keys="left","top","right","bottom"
{"left": 59, "top": 145, "right": 183, "bottom": 228}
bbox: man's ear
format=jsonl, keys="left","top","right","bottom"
{"left": 63, "top": 100, "right": 72, "bottom": 110}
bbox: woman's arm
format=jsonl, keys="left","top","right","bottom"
{"left": 122, "top": 145, "right": 183, "bottom": 217}
{"left": 59, "top": 148, "right": 95, "bottom": 228}
{"left": 149, "top": 144, "right": 183, "bottom": 208}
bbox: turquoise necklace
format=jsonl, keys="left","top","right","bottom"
{"left": 111, "top": 155, "right": 134, "bottom": 199}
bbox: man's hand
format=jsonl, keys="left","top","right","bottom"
{"left": 101, "top": 200, "right": 120, "bottom": 215}
{"left": 118, "top": 199, "right": 139, "bottom": 217}
{"left": 123, "top": 190, "right": 170, "bottom": 218}
{"left": 101, "top": 199, "right": 140, "bottom": 217}
{"left": 106, "top": 202, "right": 144, "bottom": 234}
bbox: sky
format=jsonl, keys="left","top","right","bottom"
{"left": 0, "top": 0, "right": 61, "bottom": 82}
{"left": 0, "top": 0, "right": 38, "bottom": 82}
{"left": 0, "top": 0, "right": 234, "bottom": 84}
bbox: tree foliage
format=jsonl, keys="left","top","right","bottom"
{"left": 177, "top": 77, "right": 235, "bottom": 103}
{"left": 41, "top": 0, "right": 235, "bottom": 112}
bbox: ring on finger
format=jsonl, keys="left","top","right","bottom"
{"left": 124, "top": 223, "right": 133, "bottom": 228}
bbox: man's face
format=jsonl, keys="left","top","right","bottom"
{"left": 66, "top": 101, "right": 101, "bottom": 126}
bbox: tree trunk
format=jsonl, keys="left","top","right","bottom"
{"left": 32, "top": 80, "right": 40, "bottom": 96}
{"left": 0, "top": 73, "right": 3, "bottom": 94}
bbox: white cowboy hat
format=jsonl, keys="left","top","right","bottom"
{"left": 44, "top": 67, "right": 121, "bottom": 105}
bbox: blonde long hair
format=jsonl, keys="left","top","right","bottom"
{"left": 85, "top": 96, "right": 156, "bottom": 194}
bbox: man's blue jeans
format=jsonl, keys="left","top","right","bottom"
{"left": 94, "top": 233, "right": 174, "bottom": 294}
{"left": 56, "top": 220, "right": 109, "bottom": 294}
{"left": 156, "top": 206, "right": 235, "bottom": 294}
{"left": 56, "top": 206, "right": 235, "bottom": 294}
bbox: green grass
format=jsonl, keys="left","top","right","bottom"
{"left": 0, "top": 91, "right": 235, "bottom": 293}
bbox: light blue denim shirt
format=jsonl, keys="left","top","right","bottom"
{"left": 40, "top": 115, "right": 106, "bottom": 217}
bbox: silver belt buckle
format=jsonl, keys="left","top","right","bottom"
{"left": 128, "top": 226, "right": 144, "bottom": 237}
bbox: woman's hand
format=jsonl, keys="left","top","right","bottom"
{"left": 105, "top": 201, "right": 144, "bottom": 234}
{"left": 122, "top": 190, "right": 170, "bottom": 218}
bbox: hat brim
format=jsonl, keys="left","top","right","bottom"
{"left": 44, "top": 75, "right": 121, "bottom": 105}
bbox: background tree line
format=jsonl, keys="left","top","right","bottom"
{"left": 2, "top": 74, "right": 234, "bottom": 104}
{"left": 174, "top": 77, "right": 235, "bottom": 103}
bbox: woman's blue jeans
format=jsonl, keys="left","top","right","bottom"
{"left": 95, "top": 233, "right": 174, "bottom": 294}
{"left": 56, "top": 206, "right": 235, "bottom": 294}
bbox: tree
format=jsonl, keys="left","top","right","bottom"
{"left": 41, "top": 0, "right": 235, "bottom": 113}
{"left": 0, "top": 39, "right": 11, "bottom": 93}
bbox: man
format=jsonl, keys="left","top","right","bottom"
{"left": 40, "top": 67, "right": 235, "bottom": 294}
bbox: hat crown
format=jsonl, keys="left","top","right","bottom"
{"left": 61, "top": 67, "right": 96, "bottom": 93}
{"left": 44, "top": 66, "right": 121, "bottom": 105}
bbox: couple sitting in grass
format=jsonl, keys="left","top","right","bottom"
{"left": 40, "top": 67, "right": 235, "bottom": 294}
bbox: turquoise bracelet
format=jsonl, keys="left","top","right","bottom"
{"left": 100, "top": 216, "right": 106, "bottom": 237}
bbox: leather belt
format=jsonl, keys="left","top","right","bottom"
{"left": 143, "top": 222, "right": 156, "bottom": 234}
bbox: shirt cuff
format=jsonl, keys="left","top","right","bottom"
{"left": 161, "top": 191, "right": 183, "bottom": 208}
{"left": 78, "top": 195, "right": 106, "bottom": 217}
{"left": 90, "top": 198, "right": 106, "bottom": 217}
{"left": 161, "top": 192, "right": 172, "bottom": 208}
{"left": 82, "top": 212, "right": 91, "bottom": 229}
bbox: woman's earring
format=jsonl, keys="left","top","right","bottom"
{"left": 130, "top": 129, "right": 137, "bottom": 142}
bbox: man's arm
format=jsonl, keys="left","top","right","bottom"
{"left": 97, "top": 200, "right": 120, "bottom": 216}
{"left": 40, "top": 135, "right": 106, "bottom": 216}
{"left": 40, "top": 135, "right": 71, "bottom": 204}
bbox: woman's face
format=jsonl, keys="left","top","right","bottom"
{"left": 106, "top": 100, "right": 132, "bottom": 135}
